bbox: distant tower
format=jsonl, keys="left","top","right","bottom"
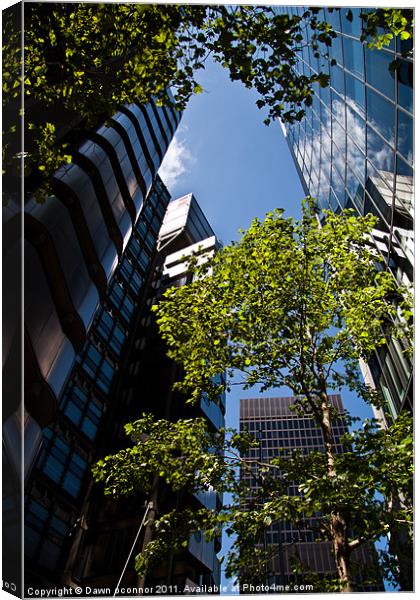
{"left": 239, "top": 395, "right": 383, "bottom": 591}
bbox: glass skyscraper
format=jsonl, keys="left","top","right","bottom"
{"left": 279, "top": 7, "right": 413, "bottom": 419}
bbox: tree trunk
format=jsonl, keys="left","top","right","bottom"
{"left": 319, "top": 388, "right": 353, "bottom": 592}
{"left": 137, "top": 474, "right": 159, "bottom": 591}
{"left": 331, "top": 514, "right": 353, "bottom": 593}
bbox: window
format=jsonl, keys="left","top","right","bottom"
{"left": 340, "top": 8, "right": 362, "bottom": 37}
{"left": 63, "top": 453, "right": 87, "bottom": 496}
{"left": 347, "top": 135, "right": 365, "bottom": 182}
{"left": 343, "top": 37, "right": 364, "bottom": 79}
{"left": 397, "top": 59, "right": 413, "bottom": 113}
{"left": 119, "top": 257, "right": 144, "bottom": 295}
{"left": 366, "top": 87, "right": 395, "bottom": 143}
{"left": 366, "top": 125, "right": 394, "bottom": 174}
{"left": 397, "top": 109, "right": 413, "bottom": 163}
{"left": 60, "top": 382, "right": 104, "bottom": 441}
{"left": 79, "top": 342, "right": 115, "bottom": 393}
{"left": 96, "top": 309, "right": 127, "bottom": 355}
{"left": 25, "top": 498, "right": 70, "bottom": 570}
{"left": 325, "top": 7, "right": 341, "bottom": 32}
{"left": 365, "top": 47, "right": 395, "bottom": 101}
{"left": 345, "top": 72, "right": 365, "bottom": 116}
{"left": 109, "top": 281, "right": 135, "bottom": 324}
{"left": 330, "top": 31, "right": 343, "bottom": 66}
{"left": 330, "top": 65, "right": 344, "bottom": 96}
{"left": 149, "top": 214, "right": 161, "bottom": 234}
{"left": 37, "top": 430, "right": 88, "bottom": 499}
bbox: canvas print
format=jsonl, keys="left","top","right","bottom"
{"left": 2, "top": 2, "right": 413, "bottom": 597}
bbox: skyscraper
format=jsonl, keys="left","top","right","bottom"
{"left": 4, "top": 94, "right": 180, "bottom": 484}
{"left": 279, "top": 7, "right": 413, "bottom": 419}
{"left": 23, "top": 187, "right": 224, "bottom": 595}
{"left": 3, "top": 47, "right": 184, "bottom": 591}
{"left": 239, "top": 395, "right": 383, "bottom": 592}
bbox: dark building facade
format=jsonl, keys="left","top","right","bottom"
{"left": 239, "top": 395, "right": 383, "bottom": 592}
{"left": 23, "top": 188, "right": 224, "bottom": 595}
{"left": 4, "top": 83, "right": 180, "bottom": 596}
{"left": 23, "top": 176, "right": 171, "bottom": 587}
{"left": 4, "top": 92, "right": 180, "bottom": 484}
{"left": 3, "top": 16, "right": 225, "bottom": 588}
{"left": 279, "top": 7, "right": 413, "bottom": 420}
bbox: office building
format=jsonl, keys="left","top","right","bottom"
{"left": 279, "top": 7, "right": 413, "bottom": 419}
{"left": 4, "top": 93, "right": 180, "bottom": 480}
{"left": 23, "top": 190, "right": 224, "bottom": 595}
{"left": 239, "top": 395, "right": 383, "bottom": 591}
{"left": 3, "top": 40, "right": 184, "bottom": 591}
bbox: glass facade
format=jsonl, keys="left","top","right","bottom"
{"left": 25, "top": 180, "right": 225, "bottom": 593}
{"left": 240, "top": 396, "right": 383, "bottom": 591}
{"left": 280, "top": 7, "right": 413, "bottom": 418}
{"left": 24, "top": 176, "right": 171, "bottom": 580}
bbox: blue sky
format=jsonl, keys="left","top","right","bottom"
{"left": 158, "top": 58, "right": 385, "bottom": 593}
{"left": 158, "top": 58, "right": 377, "bottom": 429}
{"left": 158, "top": 58, "right": 304, "bottom": 242}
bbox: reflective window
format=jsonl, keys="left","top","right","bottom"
{"left": 397, "top": 109, "right": 413, "bottom": 163}
{"left": 346, "top": 164, "right": 363, "bottom": 199}
{"left": 366, "top": 161, "right": 393, "bottom": 206}
{"left": 332, "top": 119, "right": 346, "bottom": 154}
{"left": 342, "top": 37, "right": 364, "bottom": 79}
{"left": 347, "top": 135, "right": 365, "bottom": 181}
{"left": 155, "top": 200, "right": 167, "bottom": 220}
{"left": 96, "top": 309, "right": 127, "bottom": 356}
{"left": 25, "top": 499, "right": 70, "bottom": 568}
{"left": 397, "top": 59, "right": 413, "bottom": 113}
{"left": 135, "top": 218, "right": 148, "bottom": 240}
{"left": 330, "top": 32, "right": 344, "bottom": 66}
{"left": 345, "top": 72, "right": 365, "bottom": 115}
{"left": 119, "top": 257, "right": 144, "bottom": 295}
{"left": 149, "top": 214, "right": 161, "bottom": 234}
{"left": 319, "top": 102, "right": 331, "bottom": 130}
{"left": 365, "top": 47, "right": 395, "bottom": 101}
{"left": 340, "top": 8, "right": 362, "bottom": 37}
{"left": 331, "top": 166, "right": 345, "bottom": 207}
{"left": 366, "top": 87, "right": 395, "bottom": 142}
{"left": 346, "top": 103, "right": 365, "bottom": 149}
{"left": 325, "top": 7, "right": 341, "bottom": 31}
{"left": 63, "top": 453, "right": 87, "bottom": 497}
{"left": 396, "top": 156, "right": 413, "bottom": 178}
{"left": 310, "top": 93, "right": 320, "bottom": 119}
{"left": 109, "top": 281, "right": 135, "bottom": 323}
{"left": 396, "top": 36, "right": 412, "bottom": 57}
{"left": 79, "top": 342, "right": 115, "bottom": 393}
{"left": 319, "top": 81, "right": 331, "bottom": 106}
{"left": 60, "top": 383, "right": 104, "bottom": 441}
{"left": 330, "top": 64, "right": 345, "bottom": 95}
{"left": 332, "top": 142, "right": 345, "bottom": 180}
{"left": 38, "top": 430, "right": 88, "bottom": 499}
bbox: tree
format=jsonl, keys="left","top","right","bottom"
{"left": 359, "top": 8, "right": 414, "bottom": 50}
{"left": 2, "top": 5, "right": 413, "bottom": 202}
{"left": 93, "top": 203, "right": 412, "bottom": 591}
{"left": 2, "top": 4, "right": 332, "bottom": 202}
{"left": 92, "top": 401, "right": 413, "bottom": 591}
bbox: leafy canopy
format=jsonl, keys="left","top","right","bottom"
{"left": 3, "top": 4, "right": 334, "bottom": 201}
{"left": 93, "top": 203, "right": 412, "bottom": 589}
{"left": 93, "top": 408, "right": 413, "bottom": 590}
{"left": 153, "top": 201, "right": 400, "bottom": 414}
{"left": 3, "top": 5, "right": 413, "bottom": 202}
